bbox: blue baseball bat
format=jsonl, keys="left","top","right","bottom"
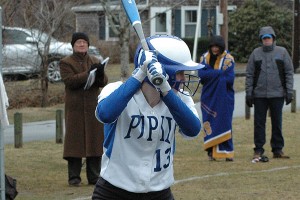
{"left": 121, "top": 0, "right": 149, "bottom": 50}
{"left": 121, "top": 0, "right": 163, "bottom": 86}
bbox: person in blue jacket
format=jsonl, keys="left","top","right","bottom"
{"left": 198, "top": 35, "right": 235, "bottom": 161}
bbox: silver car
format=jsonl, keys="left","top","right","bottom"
{"left": 1, "top": 27, "right": 103, "bottom": 82}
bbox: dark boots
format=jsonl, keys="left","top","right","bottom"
{"left": 67, "top": 157, "right": 101, "bottom": 186}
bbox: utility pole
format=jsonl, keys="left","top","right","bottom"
{"left": 192, "top": 0, "right": 202, "bottom": 62}
{"left": 0, "top": 6, "right": 6, "bottom": 199}
{"left": 293, "top": 0, "right": 300, "bottom": 71}
{"left": 220, "top": 0, "right": 228, "bottom": 49}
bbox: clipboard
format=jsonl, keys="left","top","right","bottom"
{"left": 84, "top": 57, "right": 109, "bottom": 90}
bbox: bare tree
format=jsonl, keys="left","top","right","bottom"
{"left": 99, "top": 0, "right": 183, "bottom": 80}
{"left": 1, "top": 0, "right": 79, "bottom": 107}
{"left": 18, "top": 0, "right": 81, "bottom": 107}
{"left": 100, "top": 0, "right": 131, "bottom": 80}
{"left": 0, "top": 0, "right": 23, "bottom": 26}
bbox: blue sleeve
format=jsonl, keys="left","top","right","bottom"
{"left": 223, "top": 60, "right": 235, "bottom": 87}
{"left": 96, "top": 77, "right": 141, "bottom": 123}
{"left": 162, "top": 91, "right": 201, "bottom": 137}
{"left": 198, "top": 61, "right": 234, "bottom": 88}
{"left": 198, "top": 66, "right": 222, "bottom": 85}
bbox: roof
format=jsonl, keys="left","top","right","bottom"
{"left": 72, "top": 3, "right": 148, "bottom": 13}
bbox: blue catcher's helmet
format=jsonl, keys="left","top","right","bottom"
{"left": 134, "top": 34, "right": 204, "bottom": 96}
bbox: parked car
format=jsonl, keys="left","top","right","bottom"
{"left": 1, "top": 26, "right": 103, "bottom": 82}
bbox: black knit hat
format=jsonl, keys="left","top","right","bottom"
{"left": 209, "top": 35, "right": 225, "bottom": 54}
{"left": 71, "top": 32, "right": 90, "bottom": 47}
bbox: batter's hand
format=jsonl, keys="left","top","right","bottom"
{"left": 140, "top": 50, "right": 158, "bottom": 68}
{"left": 147, "top": 62, "right": 171, "bottom": 93}
{"left": 132, "top": 50, "right": 149, "bottom": 82}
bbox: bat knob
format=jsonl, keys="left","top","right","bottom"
{"left": 151, "top": 76, "right": 163, "bottom": 86}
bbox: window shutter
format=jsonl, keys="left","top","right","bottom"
{"left": 202, "top": 8, "right": 216, "bottom": 36}
{"left": 99, "top": 15, "right": 105, "bottom": 40}
{"left": 174, "top": 9, "right": 181, "bottom": 37}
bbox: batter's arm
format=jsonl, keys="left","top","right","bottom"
{"left": 162, "top": 91, "right": 201, "bottom": 137}
{"left": 96, "top": 77, "right": 141, "bottom": 123}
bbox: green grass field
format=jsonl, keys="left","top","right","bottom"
{"left": 3, "top": 63, "right": 300, "bottom": 199}
{"left": 4, "top": 110, "right": 300, "bottom": 200}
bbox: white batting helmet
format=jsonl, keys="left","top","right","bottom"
{"left": 134, "top": 34, "right": 204, "bottom": 95}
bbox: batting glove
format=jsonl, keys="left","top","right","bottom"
{"left": 132, "top": 67, "right": 147, "bottom": 83}
{"left": 132, "top": 50, "right": 149, "bottom": 82}
{"left": 141, "top": 50, "right": 166, "bottom": 88}
{"left": 147, "top": 62, "right": 171, "bottom": 93}
{"left": 141, "top": 50, "right": 158, "bottom": 67}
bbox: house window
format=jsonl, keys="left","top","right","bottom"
{"left": 105, "top": 14, "right": 120, "bottom": 40}
{"left": 99, "top": 0, "right": 150, "bottom": 41}
{"left": 185, "top": 10, "right": 197, "bottom": 38}
{"left": 108, "top": 25, "right": 119, "bottom": 38}
{"left": 108, "top": 19, "right": 119, "bottom": 38}
{"left": 150, "top": 7, "right": 171, "bottom": 35}
{"left": 156, "top": 13, "right": 166, "bottom": 32}
{"left": 136, "top": 0, "right": 147, "bottom": 5}
{"left": 181, "top": 6, "right": 199, "bottom": 38}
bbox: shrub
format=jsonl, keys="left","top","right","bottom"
{"left": 183, "top": 37, "right": 210, "bottom": 63}
{"left": 228, "top": 0, "right": 293, "bottom": 62}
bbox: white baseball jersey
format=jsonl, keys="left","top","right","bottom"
{"left": 95, "top": 77, "right": 200, "bottom": 193}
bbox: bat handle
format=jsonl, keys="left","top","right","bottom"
{"left": 150, "top": 74, "right": 164, "bottom": 86}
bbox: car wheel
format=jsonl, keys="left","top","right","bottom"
{"left": 48, "top": 59, "right": 61, "bottom": 83}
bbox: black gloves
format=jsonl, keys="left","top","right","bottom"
{"left": 96, "top": 63, "right": 105, "bottom": 79}
{"left": 246, "top": 95, "right": 253, "bottom": 107}
{"left": 89, "top": 63, "right": 105, "bottom": 79}
{"left": 89, "top": 64, "right": 98, "bottom": 72}
{"left": 246, "top": 93, "right": 293, "bottom": 106}
{"left": 285, "top": 93, "right": 293, "bottom": 105}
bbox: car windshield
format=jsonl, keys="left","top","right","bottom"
{"left": 30, "top": 29, "right": 59, "bottom": 44}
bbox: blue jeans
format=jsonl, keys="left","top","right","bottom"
{"left": 253, "top": 97, "right": 284, "bottom": 154}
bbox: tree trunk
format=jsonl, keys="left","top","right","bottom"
{"left": 119, "top": 11, "right": 131, "bottom": 81}
{"left": 40, "top": 58, "right": 49, "bottom": 107}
